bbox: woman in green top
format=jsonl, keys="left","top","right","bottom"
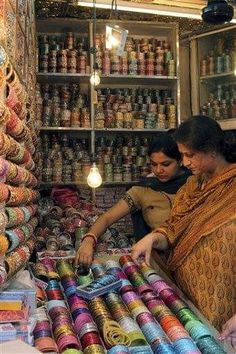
{"left": 75, "top": 132, "right": 190, "bottom": 268}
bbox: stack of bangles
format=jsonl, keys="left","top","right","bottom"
{"left": 81, "top": 233, "right": 97, "bottom": 247}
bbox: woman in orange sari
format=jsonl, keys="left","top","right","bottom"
{"left": 132, "top": 115, "right": 236, "bottom": 330}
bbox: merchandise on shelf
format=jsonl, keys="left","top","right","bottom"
{"left": 95, "top": 34, "right": 176, "bottom": 77}
{"left": 200, "top": 36, "right": 236, "bottom": 76}
{"left": 200, "top": 83, "right": 236, "bottom": 120}
{"left": 96, "top": 136, "right": 152, "bottom": 183}
{"left": 191, "top": 25, "right": 236, "bottom": 130}
{"left": 37, "top": 20, "right": 180, "bottom": 200}
{"left": 37, "top": 83, "right": 91, "bottom": 128}
{"left": 40, "top": 134, "right": 90, "bottom": 183}
{"left": 38, "top": 32, "right": 90, "bottom": 74}
{"left": 40, "top": 134, "right": 153, "bottom": 184}
{"left": 95, "top": 87, "right": 177, "bottom": 130}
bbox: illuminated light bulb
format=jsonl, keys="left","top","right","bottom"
{"left": 107, "top": 32, "right": 119, "bottom": 48}
{"left": 87, "top": 162, "right": 102, "bottom": 188}
{"left": 90, "top": 70, "right": 100, "bottom": 86}
{"left": 106, "top": 24, "right": 128, "bottom": 55}
{"left": 234, "top": 68, "right": 236, "bottom": 76}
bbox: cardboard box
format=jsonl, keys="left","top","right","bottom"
{"left": 2, "top": 270, "right": 36, "bottom": 316}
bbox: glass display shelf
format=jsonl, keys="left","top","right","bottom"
{"left": 200, "top": 70, "right": 235, "bottom": 82}
{"left": 37, "top": 73, "right": 91, "bottom": 83}
{"left": 37, "top": 72, "right": 177, "bottom": 85}
{"left": 40, "top": 127, "right": 93, "bottom": 132}
{"left": 99, "top": 74, "right": 177, "bottom": 86}
{"left": 94, "top": 128, "right": 168, "bottom": 132}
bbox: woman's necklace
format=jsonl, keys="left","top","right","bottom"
{"left": 199, "top": 175, "right": 209, "bottom": 191}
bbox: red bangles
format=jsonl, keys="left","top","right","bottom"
{"left": 81, "top": 233, "right": 97, "bottom": 246}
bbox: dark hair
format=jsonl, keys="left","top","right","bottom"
{"left": 174, "top": 115, "right": 236, "bottom": 163}
{"left": 148, "top": 132, "right": 181, "bottom": 161}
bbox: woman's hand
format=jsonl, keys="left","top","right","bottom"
{"left": 219, "top": 314, "right": 236, "bottom": 349}
{"left": 75, "top": 238, "right": 94, "bottom": 269}
{"left": 131, "top": 232, "right": 160, "bottom": 266}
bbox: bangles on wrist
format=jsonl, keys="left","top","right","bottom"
{"left": 81, "top": 233, "right": 97, "bottom": 246}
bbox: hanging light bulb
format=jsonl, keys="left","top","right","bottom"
{"left": 90, "top": 70, "right": 100, "bottom": 86}
{"left": 87, "top": 162, "right": 102, "bottom": 188}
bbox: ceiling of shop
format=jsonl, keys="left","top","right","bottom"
{"left": 34, "top": 0, "right": 236, "bottom": 37}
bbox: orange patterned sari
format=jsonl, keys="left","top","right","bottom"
{"left": 155, "top": 164, "right": 236, "bottom": 329}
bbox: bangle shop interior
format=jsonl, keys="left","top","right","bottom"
{"left": 0, "top": 1, "right": 236, "bottom": 353}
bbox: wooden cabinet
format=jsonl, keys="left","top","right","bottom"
{"left": 36, "top": 18, "right": 180, "bottom": 186}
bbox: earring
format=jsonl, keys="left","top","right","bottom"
{"left": 211, "top": 151, "right": 217, "bottom": 158}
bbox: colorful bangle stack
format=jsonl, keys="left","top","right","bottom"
{"left": 6, "top": 160, "right": 38, "bottom": 187}
{"left": 5, "top": 107, "right": 24, "bottom": 139}
{"left": 0, "top": 102, "right": 10, "bottom": 125}
{"left": 0, "top": 49, "right": 38, "bottom": 287}
{"left": 6, "top": 161, "right": 18, "bottom": 180}
{"left": 0, "top": 131, "right": 11, "bottom": 155}
{"left": 0, "top": 182, "right": 9, "bottom": 203}
{"left": 5, "top": 244, "right": 31, "bottom": 278}
{"left": 0, "top": 158, "right": 9, "bottom": 182}
{"left": 0, "top": 210, "right": 8, "bottom": 234}
{"left": 1, "top": 132, "right": 35, "bottom": 170}
{"left": 6, "top": 84, "right": 22, "bottom": 116}
{"left": 0, "top": 234, "right": 9, "bottom": 255}
{"left": 5, "top": 207, "right": 25, "bottom": 228}
{"left": 6, "top": 185, "right": 39, "bottom": 206}
{"left": 33, "top": 308, "right": 58, "bottom": 353}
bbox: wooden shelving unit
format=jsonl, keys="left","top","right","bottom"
{"left": 37, "top": 18, "right": 180, "bottom": 186}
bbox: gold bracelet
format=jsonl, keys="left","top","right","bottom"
{"left": 81, "top": 232, "right": 97, "bottom": 245}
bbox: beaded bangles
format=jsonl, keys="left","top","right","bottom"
{"left": 0, "top": 103, "right": 10, "bottom": 125}
{"left": 0, "top": 234, "right": 9, "bottom": 255}
{"left": 81, "top": 233, "right": 97, "bottom": 247}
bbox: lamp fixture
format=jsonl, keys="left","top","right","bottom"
{"left": 105, "top": 0, "right": 128, "bottom": 56}
{"left": 106, "top": 24, "right": 128, "bottom": 56}
{"left": 90, "top": 70, "right": 101, "bottom": 86}
{"left": 87, "top": 162, "right": 103, "bottom": 188}
{"left": 202, "top": 0, "right": 234, "bottom": 24}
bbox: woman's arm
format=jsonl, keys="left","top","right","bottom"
{"left": 87, "top": 199, "right": 131, "bottom": 238}
{"left": 75, "top": 199, "right": 130, "bottom": 267}
{"left": 131, "top": 231, "right": 169, "bottom": 266}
